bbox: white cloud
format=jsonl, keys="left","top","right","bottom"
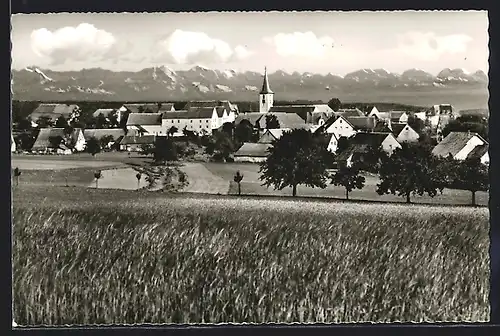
{"left": 264, "top": 31, "right": 335, "bottom": 58}
{"left": 30, "top": 23, "right": 123, "bottom": 65}
{"left": 151, "top": 29, "right": 253, "bottom": 64}
{"left": 396, "top": 31, "right": 473, "bottom": 61}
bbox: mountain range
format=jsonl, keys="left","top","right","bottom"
{"left": 11, "top": 65, "right": 488, "bottom": 103}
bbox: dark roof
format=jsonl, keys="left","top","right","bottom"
{"left": 390, "top": 111, "right": 406, "bottom": 119}
{"left": 260, "top": 68, "right": 273, "bottom": 94}
{"left": 126, "top": 113, "right": 163, "bottom": 125}
{"left": 344, "top": 116, "right": 377, "bottom": 131}
{"left": 120, "top": 135, "right": 158, "bottom": 145}
{"left": 373, "top": 121, "right": 392, "bottom": 133}
{"left": 92, "top": 108, "right": 115, "bottom": 118}
{"left": 256, "top": 113, "right": 306, "bottom": 129}
{"left": 258, "top": 128, "right": 291, "bottom": 144}
{"left": 30, "top": 104, "right": 79, "bottom": 121}
{"left": 310, "top": 111, "right": 330, "bottom": 124}
{"left": 234, "top": 143, "right": 272, "bottom": 157}
{"left": 215, "top": 106, "right": 226, "bottom": 118}
{"left": 467, "top": 144, "right": 489, "bottom": 160}
{"left": 184, "top": 100, "right": 238, "bottom": 112}
{"left": 391, "top": 123, "right": 406, "bottom": 136}
{"left": 32, "top": 128, "right": 83, "bottom": 150}
{"left": 268, "top": 106, "right": 315, "bottom": 122}
{"left": 336, "top": 132, "right": 393, "bottom": 162}
{"left": 335, "top": 108, "right": 365, "bottom": 117}
{"left": 234, "top": 113, "right": 264, "bottom": 127}
{"left": 123, "top": 103, "right": 160, "bottom": 113}
{"left": 159, "top": 103, "right": 175, "bottom": 112}
{"left": 432, "top": 131, "right": 486, "bottom": 158}
{"left": 84, "top": 129, "right": 125, "bottom": 141}
{"left": 162, "top": 107, "right": 216, "bottom": 120}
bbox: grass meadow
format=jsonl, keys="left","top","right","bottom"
{"left": 12, "top": 186, "right": 489, "bottom": 325}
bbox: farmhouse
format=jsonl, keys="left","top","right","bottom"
{"left": 258, "top": 128, "right": 291, "bottom": 144}
{"left": 334, "top": 108, "right": 365, "bottom": 118}
{"left": 161, "top": 107, "right": 219, "bottom": 135}
{"left": 391, "top": 123, "right": 420, "bottom": 143}
{"left": 29, "top": 104, "right": 80, "bottom": 126}
{"left": 235, "top": 112, "right": 305, "bottom": 131}
{"left": 116, "top": 103, "right": 160, "bottom": 123}
{"left": 432, "top": 131, "right": 488, "bottom": 161}
{"left": 158, "top": 103, "right": 176, "bottom": 113}
{"left": 92, "top": 108, "right": 116, "bottom": 119}
{"left": 83, "top": 129, "right": 127, "bottom": 149}
{"left": 336, "top": 132, "right": 401, "bottom": 168}
{"left": 233, "top": 143, "right": 272, "bottom": 163}
{"left": 320, "top": 115, "right": 377, "bottom": 139}
{"left": 269, "top": 104, "right": 335, "bottom": 124}
{"left": 32, "top": 127, "right": 86, "bottom": 153}
{"left": 126, "top": 113, "right": 164, "bottom": 135}
{"left": 184, "top": 100, "right": 239, "bottom": 119}
{"left": 367, "top": 106, "right": 390, "bottom": 119}
{"left": 389, "top": 111, "right": 409, "bottom": 124}
{"left": 119, "top": 134, "right": 158, "bottom": 152}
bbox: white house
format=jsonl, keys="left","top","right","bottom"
{"left": 432, "top": 131, "right": 488, "bottom": 161}
{"left": 321, "top": 116, "right": 377, "bottom": 139}
{"left": 126, "top": 113, "right": 164, "bottom": 135}
{"left": 389, "top": 111, "right": 409, "bottom": 124}
{"left": 337, "top": 132, "right": 401, "bottom": 168}
{"left": 31, "top": 128, "right": 86, "bottom": 153}
{"left": 392, "top": 123, "right": 420, "bottom": 143}
{"left": 117, "top": 103, "right": 160, "bottom": 123}
{"left": 327, "top": 133, "right": 339, "bottom": 153}
{"left": 161, "top": 107, "right": 219, "bottom": 135}
{"left": 234, "top": 143, "right": 272, "bottom": 163}
{"left": 466, "top": 144, "right": 489, "bottom": 165}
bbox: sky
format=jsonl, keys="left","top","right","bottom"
{"left": 10, "top": 11, "right": 489, "bottom": 76}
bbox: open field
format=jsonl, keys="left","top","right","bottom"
{"left": 202, "top": 163, "right": 489, "bottom": 206}
{"left": 11, "top": 158, "right": 123, "bottom": 171}
{"left": 12, "top": 186, "right": 489, "bottom": 324}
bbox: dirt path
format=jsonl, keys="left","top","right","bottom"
{"left": 89, "top": 168, "right": 149, "bottom": 190}
{"left": 178, "top": 163, "right": 230, "bottom": 195}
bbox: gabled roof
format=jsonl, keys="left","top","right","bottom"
{"left": 126, "top": 113, "right": 163, "bottom": 126}
{"left": 344, "top": 116, "right": 377, "bottom": 131}
{"left": 234, "top": 143, "right": 272, "bottom": 157}
{"left": 162, "top": 107, "right": 216, "bottom": 120}
{"left": 184, "top": 100, "right": 238, "bottom": 112}
{"left": 336, "top": 132, "right": 394, "bottom": 162}
{"left": 371, "top": 105, "right": 390, "bottom": 113}
{"left": 432, "top": 131, "right": 487, "bottom": 158}
{"left": 30, "top": 104, "right": 79, "bottom": 120}
{"left": 256, "top": 113, "right": 306, "bottom": 129}
{"left": 215, "top": 107, "right": 226, "bottom": 118}
{"left": 159, "top": 103, "right": 175, "bottom": 112}
{"left": 92, "top": 108, "right": 115, "bottom": 118}
{"left": 234, "top": 113, "right": 264, "bottom": 127}
{"left": 373, "top": 121, "right": 392, "bottom": 133}
{"left": 467, "top": 144, "right": 489, "bottom": 160}
{"left": 258, "top": 128, "right": 291, "bottom": 143}
{"left": 120, "top": 135, "right": 157, "bottom": 145}
{"left": 310, "top": 111, "right": 331, "bottom": 124}
{"left": 123, "top": 103, "right": 160, "bottom": 113}
{"left": 260, "top": 67, "right": 273, "bottom": 94}
{"left": 335, "top": 108, "right": 365, "bottom": 117}
{"left": 390, "top": 111, "right": 407, "bottom": 119}
{"left": 84, "top": 128, "right": 125, "bottom": 141}
{"left": 32, "top": 127, "right": 83, "bottom": 150}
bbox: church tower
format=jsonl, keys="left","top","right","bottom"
{"left": 259, "top": 67, "right": 274, "bottom": 113}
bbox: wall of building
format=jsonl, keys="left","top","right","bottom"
{"left": 161, "top": 118, "right": 215, "bottom": 135}
{"left": 381, "top": 135, "right": 401, "bottom": 154}
{"left": 234, "top": 156, "right": 267, "bottom": 163}
{"left": 326, "top": 118, "right": 356, "bottom": 139}
{"left": 455, "top": 136, "right": 486, "bottom": 160}
{"left": 397, "top": 126, "right": 420, "bottom": 143}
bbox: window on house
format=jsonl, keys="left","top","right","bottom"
{"left": 262, "top": 97, "right": 265, "bottom": 104}
{"left": 178, "top": 120, "right": 180, "bottom": 123}
{"left": 191, "top": 120, "right": 193, "bottom": 123}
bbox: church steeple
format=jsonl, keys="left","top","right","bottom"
{"left": 259, "top": 67, "right": 274, "bottom": 113}
{"left": 260, "top": 67, "right": 273, "bottom": 94}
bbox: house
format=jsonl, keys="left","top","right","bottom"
{"left": 119, "top": 134, "right": 158, "bottom": 152}
{"left": 32, "top": 128, "right": 86, "bottom": 153}
{"left": 334, "top": 108, "right": 365, "bottom": 118}
{"left": 320, "top": 115, "right": 377, "bottom": 139}
{"left": 126, "top": 113, "right": 164, "bottom": 135}
{"left": 391, "top": 123, "right": 420, "bottom": 143}
{"left": 214, "top": 106, "right": 234, "bottom": 128}
{"left": 161, "top": 107, "right": 219, "bottom": 135}
{"left": 426, "top": 104, "right": 455, "bottom": 129}
{"left": 258, "top": 128, "right": 291, "bottom": 144}
{"left": 368, "top": 106, "right": 390, "bottom": 119}
{"left": 467, "top": 144, "right": 489, "bottom": 165}
{"left": 92, "top": 108, "right": 116, "bottom": 119}
{"left": 83, "top": 129, "right": 127, "bottom": 149}
{"left": 389, "top": 111, "right": 409, "bottom": 124}
{"left": 336, "top": 132, "right": 401, "bottom": 167}
{"left": 234, "top": 113, "right": 265, "bottom": 128}
{"left": 233, "top": 143, "right": 272, "bottom": 163}
{"left": 184, "top": 100, "right": 239, "bottom": 119}
{"left": 432, "top": 131, "right": 488, "bottom": 161}
{"left": 256, "top": 113, "right": 306, "bottom": 130}
{"left": 116, "top": 103, "right": 160, "bottom": 123}
{"left": 158, "top": 103, "right": 176, "bottom": 112}
{"left": 326, "top": 133, "right": 339, "bottom": 154}
{"left": 29, "top": 104, "right": 80, "bottom": 126}
{"left": 269, "top": 104, "right": 335, "bottom": 124}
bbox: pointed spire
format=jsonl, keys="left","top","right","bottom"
{"left": 260, "top": 67, "right": 273, "bottom": 94}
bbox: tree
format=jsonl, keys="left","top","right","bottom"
{"left": 327, "top": 98, "right": 342, "bottom": 112}
{"left": 376, "top": 142, "right": 445, "bottom": 203}
{"left": 331, "top": 164, "right": 365, "bottom": 200}
{"left": 96, "top": 113, "right": 108, "bottom": 129}
{"left": 86, "top": 137, "right": 101, "bottom": 156}
{"left": 108, "top": 112, "right": 119, "bottom": 128}
{"left": 234, "top": 120, "right": 255, "bottom": 144}
{"left": 336, "top": 136, "right": 350, "bottom": 155}
{"left": 55, "top": 115, "right": 69, "bottom": 128}
{"left": 233, "top": 171, "right": 244, "bottom": 196}
{"left": 213, "top": 132, "right": 235, "bottom": 161}
{"left": 135, "top": 172, "right": 142, "bottom": 190}
{"left": 17, "top": 132, "right": 36, "bottom": 151}
{"left": 16, "top": 119, "right": 32, "bottom": 132}
{"left": 153, "top": 136, "right": 177, "bottom": 163}
{"left": 450, "top": 157, "right": 489, "bottom": 206}
{"left": 94, "top": 170, "right": 102, "bottom": 189}
{"left": 407, "top": 114, "right": 425, "bottom": 134}
{"left": 168, "top": 126, "right": 178, "bottom": 137}
{"left": 265, "top": 114, "right": 280, "bottom": 129}
{"left": 360, "top": 144, "right": 387, "bottom": 174}
{"left": 259, "top": 128, "right": 331, "bottom": 197}
{"left": 13, "top": 167, "right": 21, "bottom": 186}
{"left": 99, "top": 135, "right": 115, "bottom": 150}
{"left": 441, "top": 115, "right": 488, "bottom": 140}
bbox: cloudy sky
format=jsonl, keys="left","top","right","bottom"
{"left": 11, "top": 11, "right": 489, "bottom": 75}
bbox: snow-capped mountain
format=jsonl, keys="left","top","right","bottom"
{"left": 11, "top": 66, "right": 488, "bottom": 102}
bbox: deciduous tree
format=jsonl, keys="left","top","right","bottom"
{"left": 450, "top": 157, "right": 489, "bottom": 206}
{"left": 234, "top": 171, "right": 244, "bottom": 196}
{"left": 153, "top": 136, "right": 177, "bottom": 163}
{"left": 327, "top": 98, "right": 342, "bottom": 112}
{"left": 376, "top": 142, "right": 445, "bottom": 203}
{"left": 86, "top": 137, "right": 101, "bottom": 156}
{"left": 331, "top": 164, "right": 365, "bottom": 200}
{"left": 259, "top": 128, "right": 331, "bottom": 197}
{"left": 94, "top": 170, "right": 102, "bottom": 189}
{"left": 234, "top": 120, "right": 255, "bottom": 144}
{"left": 55, "top": 116, "right": 69, "bottom": 128}
{"left": 265, "top": 114, "right": 280, "bottom": 129}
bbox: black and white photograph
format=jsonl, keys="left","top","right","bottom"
{"left": 10, "top": 10, "right": 490, "bottom": 326}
